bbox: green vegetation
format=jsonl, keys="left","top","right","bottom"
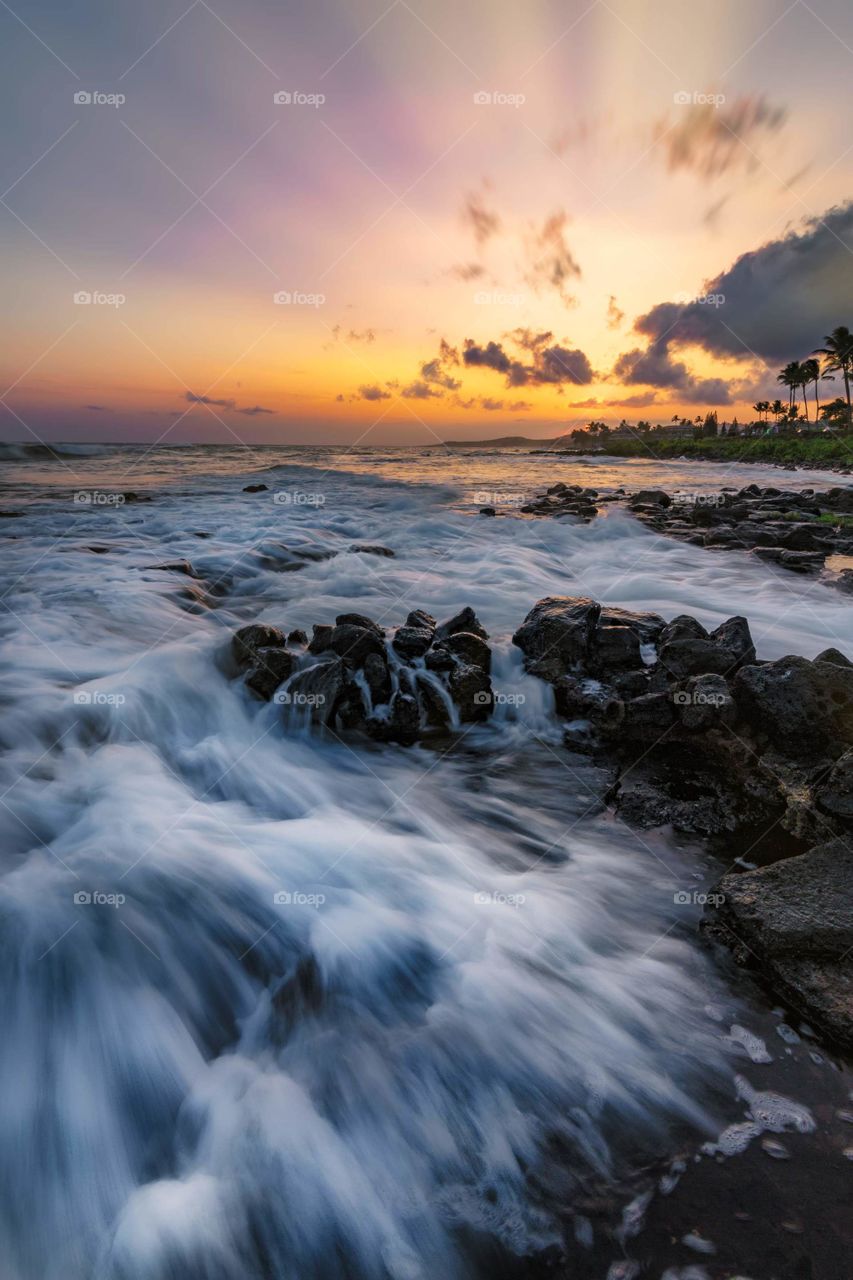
{"left": 583, "top": 433, "right": 852, "bottom": 466}
{"left": 817, "top": 511, "right": 853, "bottom": 527}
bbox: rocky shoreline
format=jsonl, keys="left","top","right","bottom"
{"left": 505, "top": 479, "right": 853, "bottom": 594}
{"left": 230, "top": 593, "right": 853, "bottom": 1049}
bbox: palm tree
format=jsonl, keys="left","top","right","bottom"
{"left": 814, "top": 326, "right": 853, "bottom": 427}
{"left": 752, "top": 400, "right": 769, "bottom": 422}
{"left": 800, "top": 358, "right": 822, "bottom": 423}
{"left": 770, "top": 399, "right": 785, "bottom": 425}
{"left": 777, "top": 362, "right": 801, "bottom": 413}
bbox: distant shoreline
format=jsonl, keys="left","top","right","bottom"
{"left": 446, "top": 435, "right": 853, "bottom": 471}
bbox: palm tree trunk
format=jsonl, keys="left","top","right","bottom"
{"left": 844, "top": 364, "right": 851, "bottom": 428}
{"left": 801, "top": 384, "right": 809, "bottom": 422}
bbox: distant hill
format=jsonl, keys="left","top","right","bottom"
{"left": 443, "top": 435, "right": 568, "bottom": 448}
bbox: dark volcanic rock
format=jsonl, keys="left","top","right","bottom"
{"left": 591, "top": 624, "right": 641, "bottom": 671}
{"left": 349, "top": 544, "right": 395, "bottom": 557}
{"left": 148, "top": 559, "right": 197, "bottom": 577}
{"left": 243, "top": 483, "right": 268, "bottom": 493}
{"left": 246, "top": 648, "right": 295, "bottom": 700}
{"left": 676, "top": 673, "right": 736, "bottom": 732}
{"left": 287, "top": 629, "right": 309, "bottom": 646}
{"left": 436, "top": 606, "right": 488, "bottom": 641}
{"left": 311, "top": 623, "right": 385, "bottom": 665}
{"left": 706, "top": 838, "right": 853, "bottom": 1048}
{"left": 597, "top": 605, "right": 664, "bottom": 643}
{"left": 816, "top": 749, "right": 853, "bottom": 820}
{"left": 733, "top": 655, "right": 853, "bottom": 758}
{"left": 710, "top": 616, "right": 755, "bottom": 667}
{"left": 629, "top": 489, "right": 671, "bottom": 508}
{"left": 443, "top": 631, "right": 492, "bottom": 673}
{"left": 513, "top": 596, "right": 600, "bottom": 676}
{"left": 448, "top": 664, "right": 492, "bottom": 721}
{"left": 367, "top": 691, "right": 421, "bottom": 745}
{"left": 283, "top": 658, "right": 346, "bottom": 724}
{"left": 622, "top": 691, "right": 676, "bottom": 742}
{"left": 233, "top": 624, "right": 287, "bottom": 668}
{"left": 406, "top": 609, "right": 436, "bottom": 635}
{"left": 393, "top": 626, "right": 433, "bottom": 659}
{"left": 362, "top": 652, "right": 392, "bottom": 706}
{"left": 335, "top": 613, "right": 384, "bottom": 637}
{"left": 658, "top": 638, "right": 736, "bottom": 679}
{"left": 815, "top": 646, "right": 853, "bottom": 668}
{"left": 659, "top": 614, "right": 708, "bottom": 645}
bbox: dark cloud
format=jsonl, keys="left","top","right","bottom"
{"left": 463, "top": 335, "right": 594, "bottom": 388}
{"left": 480, "top": 397, "right": 504, "bottom": 410}
{"left": 186, "top": 392, "right": 236, "bottom": 410}
{"left": 462, "top": 191, "right": 501, "bottom": 247}
{"left": 84, "top": 404, "right": 107, "bottom": 411}
{"left": 613, "top": 343, "right": 732, "bottom": 404}
{"left": 358, "top": 384, "right": 391, "bottom": 401}
{"left": 655, "top": 94, "right": 786, "bottom": 181}
{"left": 401, "top": 380, "right": 442, "bottom": 400}
{"left": 632, "top": 201, "right": 853, "bottom": 364}
{"left": 332, "top": 325, "right": 376, "bottom": 344}
{"left": 236, "top": 404, "right": 274, "bottom": 416}
{"left": 524, "top": 210, "right": 581, "bottom": 305}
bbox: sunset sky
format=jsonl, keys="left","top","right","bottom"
{"left": 2, "top": 0, "right": 852, "bottom": 444}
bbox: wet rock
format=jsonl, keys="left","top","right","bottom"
{"left": 733, "top": 655, "right": 853, "bottom": 759}
{"left": 448, "top": 664, "right": 492, "bottom": 721}
{"left": 676, "top": 673, "right": 736, "bottom": 732}
{"left": 308, "top": 623, "right": 333, "bottom": 654}
{"left": 710, "top": 616, "right": 755, "bottom": 667}
{"left": 443, "top": 631, "right": 492, "bottom": 673}
{"left": 816, "top": 749, "right": 853, "bottom": 821}
{"left": 284, "top": 658, "right": 346, "bottom": 725}
{"left": 287, "top": 629, "right": 308, "bottom": 646}
{"left": 629, "top": 489, "right": 671, "bottom": 508}
{"left": 393, "top": 626, "right": 433, "bottom": 659}
{"left": 315, "top": 623, "right": 386, "bottom": 665}
{"left": 246, "top": 648, "right": 295, "bottom": 700}
{"left": 479, "top": 506, "right": 496, "bottom": 516}
{"left": 597, "top": 605, "right": 665, "bottom": 643}
{"left": 406, "top": 609, "right": 436, "bottom": 635}
{"left": 591, "top": 625, "right": 641, "bottom": 671}
{"left": 367, "top": 691, "right": 420, "bottom": 745}
{"left": 659, "top": 615, "right": 708, "bottom": 645}
{"left": 658, "top": 638, "right": 736, "bottom": 679}
{"left": 362, "top": 652, "right": 392, "bottom": 706}
{"left": 706, "top": 837, "right": 853, "bottom": 1048}
{"left": 335, "top": 613, "right": 384, "bottom": 637}
{"left": 513, "top": 596, "right": 600, "bottom": 676}
{"left": 232, "top": 623, "right": 287, "bottom": 668}
{"left": 436, "top": 606, "right": 488, "bottom": 641}
{"left": 122, "top": 491, "right": 151, "bottom": 503}
{"left": 622, "top": 691, "right": 676, "bottom": 742}
{"left": 424, "top": 647, "right": 455, "bottom": 672}
{"left": 349, "top": 544, "right": 395, "bottom": 557}
{"left": 242, "top": 483, "right": 268, "bottom": 493}
{"left": 147, "top": 559, "right": 197, "bottom": 577}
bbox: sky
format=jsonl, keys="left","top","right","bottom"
{"left": 1, "top": 0, "right": 852, "bottom": 445}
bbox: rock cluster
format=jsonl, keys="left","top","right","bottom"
{"left": 230, "top": 606, "right": 492, "bottom": 744}
{"left": 628, "top": 484, "right": 853, "bottom": 592}
{"left": 519, "top": 482, "right": 601, "bottom": 520}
